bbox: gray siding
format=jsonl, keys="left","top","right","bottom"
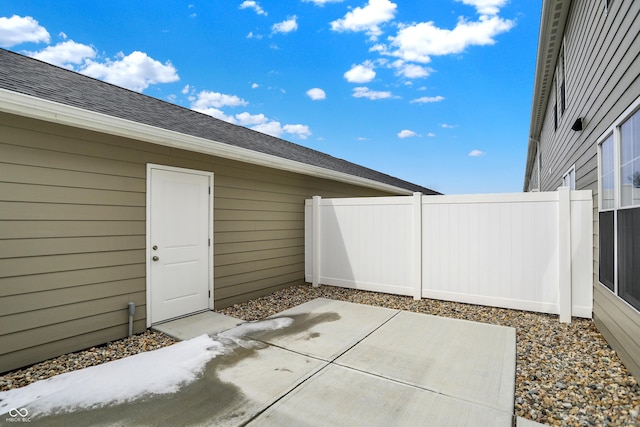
{"left": 0, "top": 112, "right": 392, "bottom": 373}
{"left": 534, "top": 0, "right": 640, "bottom": 379}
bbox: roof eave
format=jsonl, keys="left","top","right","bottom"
{"left": 0, "top": 88, "right": 416, "bottom": 196}
{"left": 524, "top": 0, "right": 572, "bottom": 191}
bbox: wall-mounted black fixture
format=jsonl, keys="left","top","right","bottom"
{"left": 571, "top": 117, "right": 583, "bottom": 131}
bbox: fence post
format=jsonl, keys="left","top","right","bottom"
{"left": 558, "top": 186, "right": 572, "bottom": 323}
{"left": 412, "top": 192, "right": 422, "bottom": 300}
{"left": 312, "top": 195, "right": 322, "bottom": 288}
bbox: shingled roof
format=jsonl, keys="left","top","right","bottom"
{"left": 0, "top": 49, "right": 438, "bottom": 195}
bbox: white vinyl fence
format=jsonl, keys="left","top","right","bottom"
{"left": 305, "top": 188, "right": 593, "bottom": 322}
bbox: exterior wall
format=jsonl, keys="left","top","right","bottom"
{"left": 0, "top": 112, "right": 392, "bottom": 373}
{"left": 533, "top": 0, "right": 640, "bottom": 379}
{"left": 528, "top": 154, "right": 539, "bottom": 192}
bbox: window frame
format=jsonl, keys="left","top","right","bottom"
{"left": 598, "top": 97, "right": 640, "bottom": 211}
{"left": 619, "top": 109, "right": 640, "bottom": 209}
{"left": 597, "top": 94, "right": 640, "bottom": 312}
{"left": 562, "top": 164, "right": 576, "bottom": 190}
{"left": 558, "top": 46, "right": 566, "bottom": 116}
{"left": 598, "top": 133, "right": 616, "bottom": 212}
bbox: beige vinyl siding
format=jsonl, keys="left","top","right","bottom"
{"left": 534, "top": 0, "right": 640, "bottom": 379}
{"left": 593, "top": 284, "right": 640, "bottom": 378}
{"left": 0, "top": 112, "right": 392, "bottom": 373}
{"left": 527, "top": 154, "right": 539, "bottom": 192}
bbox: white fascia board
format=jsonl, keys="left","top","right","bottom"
{"left": 0, "top": 88, "right": 413, "bottom": 195}
{"left": 525, "top": 0, "right": 571, "bottom": 191}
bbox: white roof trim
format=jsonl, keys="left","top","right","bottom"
{"left": 0, "top": 88, "right": 413, "bottom": 195}
{"left": 524, "top": 0, "right": 572, "bottom": 190}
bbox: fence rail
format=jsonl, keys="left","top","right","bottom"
{"left": 305, "top": 189, "right": 593, "bottom": 322}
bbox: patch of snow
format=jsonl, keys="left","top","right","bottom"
{"left": 217, "top": 317, "right": 294, "bottom": 348}
{"left": 0, "top": 317, "right": 294, "bottom": 417}
{"left": 0, "top": 335, "right": 222, "bottom": 416}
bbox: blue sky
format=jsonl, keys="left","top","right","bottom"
{"left": 0, "top": 0, "right": 542, "bottom": 194}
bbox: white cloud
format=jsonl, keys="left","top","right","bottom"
{"left": 284, "top": 124, "right": 312, "bottom": 139}
{"left": 252, "top": 121, "right": 284, "bottom": 137}
{"left": 272, "top": 16, "right": 298, "bottom": 34}
{"left": 344, "top": 61, "right": 376, "bottom": 83}
{"left": 455, "top": 0, "right": 508, "bottom": 16}
{"left": 80, "top": 51, "right": 179, "bottom": 92}
{"left": 240, "top": 1, "right": 267, "bottom": 16}
{"left": 385, "top": 15, "right": 514, "bottom": 63}
{"left": 192, "top": 90, "right": 248, "bottom": 109}
{"left": 469, "top": 149, "right": 486, "bottom": 157}
{"left": 352, "top": 86, "right": 392, "bottom": 100}
{"left": 303, "top": 0, "right": 344, "bottom": 5}
{"left": 194, "top": 107, "right": 237, "bottom": 123}
{"left": 188, "top": 90, "right": 310, "bottom": 140}
{"left": 398, "top": 129, "right": 417, "bottom": 139}
{"left": 236, "top": 112, "right": 268, "bottom": 126}
{"left": 441, "top": 123, "right": 457, "bottom": 128}
{"left": 306, "top": 88, "right": 326, "bottom": 100}
{"left": 0, "top": 15, "right": 50, "bottom": 47}
{"left": 28, "top": 40, "right": 96, "bottom": 68}
{"left": 248, "top": 121, "right": 312, "bottom": 139}
{"left": 330, "top": 0, "right": 397, "bottom": 40}
{"left": 411, "top": 95, "right": 445, "bottom": 104}
{"left": 251, "top": 83, "right": 259, "bottom": 89}
{"left": 181, "top": 84, "right": 191, "bottom": 95}
{"left": 427, "top": 132, "right": 436, "bottom": 137}
{"left": 392, "top": 61, "right": 432, "bottom": 79}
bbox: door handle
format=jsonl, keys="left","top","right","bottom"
{"left": 152, "top": 256, "right": 159, "bottom": 261}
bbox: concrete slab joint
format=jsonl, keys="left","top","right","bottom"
{"left": 14, "top": 298, "right": 517, "bottom": 426}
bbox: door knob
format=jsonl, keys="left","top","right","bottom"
{"left": 152, "top": 256, "right": 159, "bottom": 261}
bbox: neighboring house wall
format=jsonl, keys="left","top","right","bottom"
{"left": 526, "top": 0, "right": 640, "bottom": 379}
{"left": 0, "top": 112, "right": 391, "bottom": 373}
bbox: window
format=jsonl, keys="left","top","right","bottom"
{"left": 552, "top": 45, "right": 567, "bottom": 132}
{"left": 597, "top": 102, "right": 640, "bottom": 312}
{"left": 620, "top": 110, "right": 640, "bottom": 207}
{"left": 599, "top": 135, "right": 615, "bottom": 291}
{"left": 562, "top": 165, "right": 576, "bottom": 190}
{"left": 618, "top": 208, "right": 640, "bottom": 310}
{"left": 558, "top": 47, "right": 566, "bottom": 115}
{"left": 600, "top": 134, "right": 615, "bottom": 210}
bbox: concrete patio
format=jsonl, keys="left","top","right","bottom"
{"left": 15, "top": 298, "right": 545, "bottom": 426}
{"left": 157, "top": 298, "right": 520, "bottom": 426}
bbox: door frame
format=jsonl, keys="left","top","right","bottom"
{"left": 145, "top": 163, "right": 214, "bottom": 327}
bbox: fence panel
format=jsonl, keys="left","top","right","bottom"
{"left": 421, "top": 193, "right": 560, "bottom": 314}
{"left": 305, "top": 196, "right": 415, "bottom": 296}
{"left": 305, "top": 190, "right": 593, "bottom": 320}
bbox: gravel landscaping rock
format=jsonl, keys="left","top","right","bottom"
{"left": 0, "top": 330, "right": 175, "bottom": 392}
{"left": 2, "top": 284, "right": 638, "bottom": 426}
{"left": 219, "top": 284, "right": 640, "bottom": 427}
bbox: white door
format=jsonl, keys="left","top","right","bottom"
{"left": 148, "top": 165, "right": 212, "bottom": 324}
